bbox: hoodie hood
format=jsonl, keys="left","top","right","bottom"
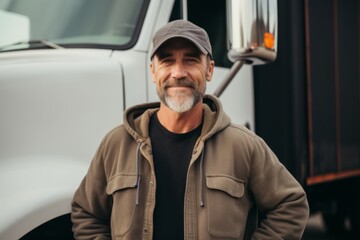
{"left": 123, "top": 94, "right": 231, "bottom": 142}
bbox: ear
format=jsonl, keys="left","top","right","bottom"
{"left": 150, "top": 62, "right": 156, "bottom": 83}
{"left": 206, "top": 59, "right": 215, "bottom": 82}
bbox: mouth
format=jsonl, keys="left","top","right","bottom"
{"left": 167, "top": 86, "right": 192, "bottom": 90}
{"left": 163, "top": 79, "right": 197, "bottom": 95}
{"left": 165, "top": 81, "right": 195, "bottom": 89}
{"left": 166, "top": 86, "right": 194, "bottom": 95}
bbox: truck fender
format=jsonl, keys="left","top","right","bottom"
{"left": 0, "top": 156, "right": 88, "bottom": 240}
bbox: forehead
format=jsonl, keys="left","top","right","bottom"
{"left": 154, "top": 37, "right": 202, "bottom": 57}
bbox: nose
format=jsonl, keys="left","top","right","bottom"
{"left": 171, "top": 62, "right": 187, "bottom": 79}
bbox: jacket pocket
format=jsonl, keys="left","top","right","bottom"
{"left": 206, "top": 175, "right": 246, "bottom": 239}
{"left": 106, "top": 174, "right": 138, "bottom": 237}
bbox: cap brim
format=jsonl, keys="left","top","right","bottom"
{"left": 150, "top": 34, "right": 208, "bottom": 59}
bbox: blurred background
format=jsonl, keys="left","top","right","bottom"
{"left": 0, "top": 0, "right": 359, "bottom": 239}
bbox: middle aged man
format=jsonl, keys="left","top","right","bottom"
{"left": 71, "top": 19, "right": 309, "bottom": 240}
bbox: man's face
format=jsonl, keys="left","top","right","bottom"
{"left": 150, "top": 38, "right": 214, "bottom": 113}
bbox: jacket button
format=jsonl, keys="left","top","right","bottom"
{"left": 150, "top": 181, "right": 154, "bottom": 186}
{"left": 143, "top": 228, "right": 148, "bottom": 234}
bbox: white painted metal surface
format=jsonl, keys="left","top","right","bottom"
{"left": 0, "top": 156, "right": 88, "bottom": 239}
{"left": 0, "top": 49, "right": 125, "bottom": 239}
{"left": 0, "top": 0, "right": 255, "bottom": 238}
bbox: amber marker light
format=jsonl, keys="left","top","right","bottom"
{"left": 264, "top": 32, "right": 275, "bottom": 49}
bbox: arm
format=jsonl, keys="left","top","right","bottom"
{"left": 250, "top": 137, "right": 309, "bottom": 240}
{"left": 71, "top": 141, "right": 112, "bottom": 240}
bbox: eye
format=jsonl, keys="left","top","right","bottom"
{"left": 161, "top": 58, "right": 174, "bottom": 64}
{"left": 185, "top": 57, "right": 198, "bottom": 63}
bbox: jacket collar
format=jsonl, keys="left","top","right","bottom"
{"left": 123, "top": 94, "right": 231, "bottom": 142}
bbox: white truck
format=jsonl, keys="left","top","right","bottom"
{"left": 0, "top": 0, "right": 278, "bottom": 238}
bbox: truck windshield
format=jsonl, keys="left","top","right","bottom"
{"left": 0, "top": 0, "right": 148, "bottom": 50}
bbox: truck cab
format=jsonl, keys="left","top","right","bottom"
{"left": 1, "top": 0, "right": 276, "bottom": 238}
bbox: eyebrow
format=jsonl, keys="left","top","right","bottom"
{"left": 156, "top": 52, "right": 172, "bottom": 61}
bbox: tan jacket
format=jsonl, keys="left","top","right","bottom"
{"left": 71, "top": 95, "right": 309, "bottom": 240}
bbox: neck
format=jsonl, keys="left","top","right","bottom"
{"left": 157, "top": 102, "right": 203, "bottom": 133}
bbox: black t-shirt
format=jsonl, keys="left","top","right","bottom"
{"left": 149, "top": 113, "right": 201, "bottom": 240}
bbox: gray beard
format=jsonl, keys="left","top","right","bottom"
{"left": 157, "top": 79, "right": 205, "bottom": 113}
{"left": 164, "top": 93, "right": 196, "bottom": 113}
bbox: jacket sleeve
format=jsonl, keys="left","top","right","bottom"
{"left": 71, "top": 140, "right": 112, "bottom": 240}
{"left": 249, "top": 137, "right": 309, "bottom": 240}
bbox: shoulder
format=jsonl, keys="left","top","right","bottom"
{"left": 103, "top": 124, "right": 127, "bottom": 141}
{"left": 205, "top": 123, "right": 258, "bottom": 158}
{"left": 221, "top": 123, "right": 257, "bottom": 144}
{"left": 98, "top": 124, "right": 133, "bottom": 154}
{"left": 228, "top": 123, "right": 256, "bottom": 137}
{"left": 215, "top": 123, "right": 272, "bottom": 156}
{"left": 93, "top": 124, "right": 137, "bottom": 176}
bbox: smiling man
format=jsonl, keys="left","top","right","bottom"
{"left": 71, "top": 20, "right": 309, "bottom": 240}
{"left": 150, "top": 36, "right": 214, "bottom": 133}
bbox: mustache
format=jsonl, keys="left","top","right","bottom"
{"left": 164, "top": 79, "right": 196, "bottom": 89}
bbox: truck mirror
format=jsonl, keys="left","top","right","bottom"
{"left": 226, "top": 0, "right": 278, "bottom": 65}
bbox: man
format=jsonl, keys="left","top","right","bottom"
{"left": 71, "top": 20, "right": 309, "bottom": 240}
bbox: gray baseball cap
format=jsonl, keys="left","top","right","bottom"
{"left": 150, "top": 20, "right": 212, "bottom": 59}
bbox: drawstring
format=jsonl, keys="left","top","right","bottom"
{"left": 135, "top": 140, "right": 142, "bottom": 206}
{"left": 199, "top": 144, "right": 205, "bottom": 207}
